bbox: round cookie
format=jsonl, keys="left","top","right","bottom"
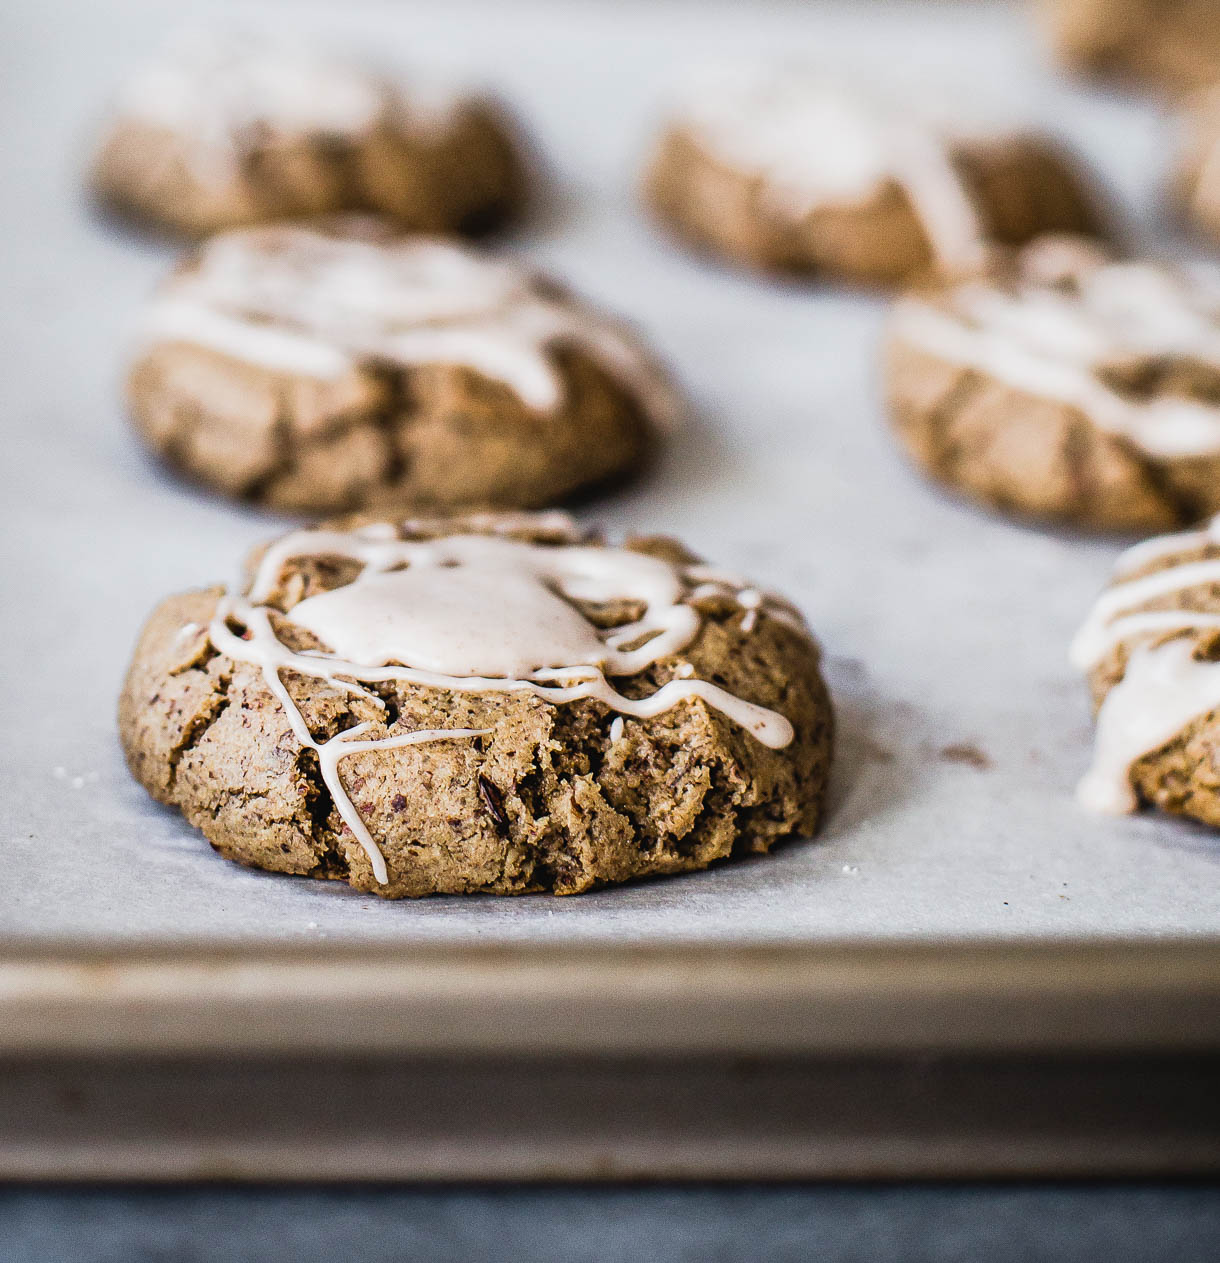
{"left": 1036, "top": 0, "right": 1220, "bottom": 95}
{"left": 127, "top": 220, "right": 680, "bottom": 513}
{"left": 1071, "top": 514, "right": 1220, "bottom": 824}
{"left": 91, "top": 32, "right": 526, "bottom": 239}
{"left": 885, "top": 236, "right": 1220, "bottom": 532}
{"left": 643, "top": 67, "right": 1106, "bottom": 287}
{"left": 118, "top": 511, "right": 834, "bottom": 897}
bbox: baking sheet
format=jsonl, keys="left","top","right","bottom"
{"left": 2, "top": 0, "right": 1218, "bottom": 950}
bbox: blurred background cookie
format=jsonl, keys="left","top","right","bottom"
{"left": 119, "top": 512, "right": 833, "bottom": 897}
{"left": 1174, "top": 85, "right": 1220, "bottom": 245}
{"left": 1071, "top": 515, "right": 1220, "bottom": 823}
{"left": 884, "top": 235, "right": 1220, "bottom": 531}
{"left": 91, "top": 31, "right": 528, "bottom": 239}
{"left": 643, "top": 66, "right": 1106, "bottom": 287}
{"left": 127, "top": 219, "right": 680, "bottom": 513}
{"left": 1036, "top": 0, "right": 1220, "bottom": 95}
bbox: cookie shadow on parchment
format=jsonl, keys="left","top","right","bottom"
{"left": 570, "top": 393, "right": 737, "bottom": 521}
{"left": 80, "top": 186, "right": 188, "bottom": 255}
{"left": 497, "top": 167, "right": 587, "bottom": 243}
{"left": 1136, "top": 812, "right": 1220, "bottom": 863}
{"left": 815, "top": 655, "right": 916, "bottom": 843}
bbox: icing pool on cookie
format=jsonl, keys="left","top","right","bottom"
{"left": 207, "top": 517, "right": 805, "bottom": 883}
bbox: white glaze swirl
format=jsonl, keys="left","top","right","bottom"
{"left": 1072, "top": 514, "right": 1220, "bottom": 814}
{"left": 141, "top": 224, "right": 681, "bottom": 426}
{"left": 893, "top": 237, "right": 1220, "bottom": 458}
{"left": 671, "top": 66, "right": 997, "bottom": 271}
{"left": 207, "top": 516, "right": 805, "bottom": 882}
{"left": 109, "top": 30, "right": 461, "bottom": 184}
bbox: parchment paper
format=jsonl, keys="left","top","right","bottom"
{"left": 3, "top": 0, "right": 1218, "bottom": 947}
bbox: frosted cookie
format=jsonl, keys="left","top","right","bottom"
{"left": 1072, "top": 514, "right": 1220, "bottom": 824}
{"left": 127, "top": 220, "right": 679, "bottom": 513}
{"left": 643, "top": 67, "right": 1105, "bottom": 287}
{"left": 885, "top": 236, "right": 1220, "bottom": 531}
{"left": 90, "top": 32, "right": 525, "bottom": 239}
{"left": 1037, "top": 0, "right": 1220, "bottom": 95}
{"left": 119, "top": 512, "right": 834, "bottom": 897}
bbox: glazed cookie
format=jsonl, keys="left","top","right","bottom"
{"left": 91, "top": 32, "right": 525, "bottom": 238}
{"left": 1037, "top": 0, "right": 1220, "bottom": 95}
{"left": 643, "top": 67, "right": 1105, "bottom": 287}
{"left": 1072, "top": 514, "right": 1220, "bottom": 823}
{"left": 127, "top": 220, "right": 679, "bottom": 513}
{"left": 119, "top": 512, "right": 834, "bottom": 897}
{"left": 885, "top": 236, "right": 1220, "bottom": 531}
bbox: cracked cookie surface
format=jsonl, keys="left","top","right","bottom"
{"left": 643, "top": 67, "right": 1105, "bottom": 287}
{"left": 118, "top": 512, "right": 834, "bottom": 897}
{"left": 127, "top": 220, "right": 679, "bottom": 514}
{"left": 884, "top": 236, "right": 1220, "bottom": 531}
{"left": 91, "top": 31, "right": 526, "bottom": 239}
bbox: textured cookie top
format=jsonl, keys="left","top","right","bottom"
{"left": 1071, "top": 514, "right": 1220, "bottom": 814}
{"left": 664, "top": 65, "right": 1005, "bottom": 272}
{"left": 140, "top": 222, "right": 679, "bottom": 424}
{"left": 107, "top": 31, "right": 456, "bottom": 178}
{"left": 891, "top": 236, "right": 1220, "bottom": 458}
{"left": 207, "top": 511, "right": 810, "bottom": 882}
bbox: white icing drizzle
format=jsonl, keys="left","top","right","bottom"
{"left": 609, "top": 716, "right": 625, "bottom": 743}
{"left": 1077, "top": 639, "right": 1220, "bottom": 815}
{"left": 893, "top": 238, "right": 1220, "bottom": 458}
{"left": 1072, "top": 513, "right": 1220, "bottom": 813}
{"left": 673, "top": 66, "right": 993, "bottom": 271}
{"left": 683, "top": 564, "right": 807, "bottom": 636}
{"left": 1071, "top": 557, "right": 1220, "bottom": 670}
{"left": 1113, "top": 517, "right": 1220, "bottom": 576}
{"left": 141, "top": 225, "right": 681, "bottom": 427}
{"left": 402, "top": 509, "right": 583, "bottom": 542}
{"left": 109, "top": 31, "right": 462, "bottom": 185}
{"left": 206, "top": 519, "right": 804, "bottom": 882}
{"left": 173, "top": 621, "right": 202, "bottom": 645}
{"left": 737, "top": 589, "right": 763, "bottom": 633}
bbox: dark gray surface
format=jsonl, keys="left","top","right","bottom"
{"left": 2, "top": 1185, "right": 1219, "bottom": 1263}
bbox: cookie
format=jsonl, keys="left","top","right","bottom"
{"left": 90, "top": 31, "right": 525, "bottom": 239}
{"left": 643, "top": 67, "right": 1105, "bottom": 287}
{"left": 1071, "top": 514, "right": 1220, "bottom": 823}
{"left": 127, "top": 220, "right": 680, "bottom": 513}
{"left": 118, "top": 512, "right": 834, "bottom": 897}
{"left": 1174, "top": 86, "right": 1220, "bottom": 246}
{"left": 1036, "top": 0, "right": 1220, "bottom": 95}
{"left": 885, "top": 236, "right": 1220, "bottom": 532}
